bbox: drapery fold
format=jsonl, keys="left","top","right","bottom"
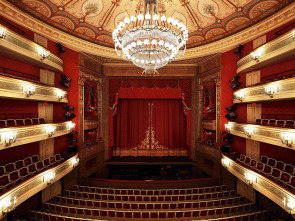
{"left": 113, "top": 99, "right": 188, "bottom": 157}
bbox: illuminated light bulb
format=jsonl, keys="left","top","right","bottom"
{"left": 145, "top": 13, "right": 151, "bottom": 20}
{"left": 131, "top": 42, "right": 136, "bottom": 48}
{"left": 138, "top": 14, "right": 144, "bottom": 21}
{"left": 157, "top": 60, "right": 161, "bottom": 63}
{"left": 141, "top": 60, "right": 144, "bottom": 64}
{"left": 137, "top": 40, "right": 143, "bottom": 46}
{"left": 151, "top": 60, "right": 155, "bottom": 64}
{"left": 130, "top": 16, "right": 136, "bottom": 22}
{"left": 144, "top": 39, "right": 150, "bottom": 45}
{"left": 151, "top": 39, "right": 157, "bottom": 45}
{"left": 167, "top": 17, "right": 174, "bottom": 24}
{"left": 173, "top": 19, "right": 179, "bottom": 26}
{"left": 164, "top": 42, "right": 170, "bottom": 48}
{"left": 159, "top": 40, "right": 164, "bottom": 46}
{"left": 161, "top": 16, "right": 166, "bottom": 22}
{"left": 153, "top": 14, "right": 159, "bottom": 21}
{"left": 119, "top": 22, "right": 125, "bottom": 28}
{"left": 178, "top": 22, "right": 184, "bottom": 28}
{"left": 135, "top": 59, "right": 139, "bottom": 62}
{"left": 124, "top": 17, "right": 130, "bottom": 24}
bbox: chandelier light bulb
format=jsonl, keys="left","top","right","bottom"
{"left": 153, "top": 14, "right": 159, "bottom": 21}
{"left": 130, "top": 16, "right": 136, "bottom": 22}
{"left": 117, "top": 26, "right": 123, "bottom": 31}
{"left": 124, "top": 17, "right": 130, "bottom": 24}
{"left": 131, "top": 42, "right": 136, "bottom": 47}
{"left": 135, "top": 58, "right": 139, "bottom": 62}
{"left": 178, "top": 22, "right": 184, "bottom": 28}
{"left": 144, "top": 39, "right": 150, "bottom": 45}
{"left": 167, "top": 17, "right": 174, "bottom": 24}
{"left": 164, "top": 42, "right": 170, "bottom": 48}
{"left": 137, "top": 40, "right": 143, "bottom": 46}
{"left": 173, "top": 19, "right": 179, "bottom": 26}
{"left": 119, "top": 21, "right": 125, "bottom": 28}
{"left": 159, "top": 40, "right": 164, "bottom": 46}
{"left": 141, "top": 60, "right": 144, "bottom": 64}
{"left": 151, "top": 39, "right": 157, "bottom": 45}
{"left": 138, "top": 14, "right": 144, "bottom": 21}
{"left": 157, "top": 60, "right": 161, "bottom": 63}
{"left": 161, "top": 16, "right": 166, "bottom": 22}
{"left": 145, "top": 13, "right": 151, "bottom": 20}
{"left": 151, "top": 60, "right": 155, "bottom": 64}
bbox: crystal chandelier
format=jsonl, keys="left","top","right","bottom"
{"left": 112, "top": 0, "right": 188, "bottom": 77}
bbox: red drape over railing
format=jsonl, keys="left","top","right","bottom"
{"left": 113, "top": 99, "right": 187, "bottom": 157}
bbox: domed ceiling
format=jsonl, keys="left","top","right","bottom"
{"left": 9, "top": 0, "right": 291, "bottom": 49}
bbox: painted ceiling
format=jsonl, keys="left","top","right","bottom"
{"left": 8, "top": 0, "right": 291, "bottom": 49}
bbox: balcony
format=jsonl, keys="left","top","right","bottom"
{"left": 221, "top": 154, "right": 295, "bottom": 214}
{"left": 237, "top": 29, "right": 295, "bottom": 74}
{"left": 225, "top": 121, "right": 295, "bottom": 150}
{"left": 233, "top": 76, "right": 295, "bottom": 104}
{"left": 0, "top": 121, "right": 75, "bottom": 150}
{"left": 0, "top": 154, "right": 78, "bottom": 219}
{"left": 0, "top": 25, "right": 63, "bottom": 73}
{"left": 0, "top": 75, "right": 68, "bottom": 103}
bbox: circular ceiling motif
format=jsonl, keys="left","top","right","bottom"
{"left": 8, "top": 0, "right": 291, "bottom": 49}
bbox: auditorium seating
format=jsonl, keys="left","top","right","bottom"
{"left": 30, "top": 184, "right": 270, "bottom": 220}
{"left": 0, "top": 118, "right": 46, "bottom": 128}
{"left": 0, "top": 153, "right": 64, "bottom": 193}
{"left": 237, "top": 154, "right": 295, "bottom": 192}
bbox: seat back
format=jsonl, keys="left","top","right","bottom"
{"left": 267, "top": 158, "right": 276, "bottom": 167}
{"left": 24, "top": 119, "right": 32, "bottom": 125}
{"left": 16, "top": 119, "right": 25, "bottom": 126}
{"left": 0, "top": 120, "right": 6, "bottom": 127}
{"left": 260, "top": 156, "right": 268, "bottom": 164}
{"left": 268, "top": 119, "right": 276, "bottom": 126}
{"left": 32, "top": 118, "right": 39, "bottom": 124}
{"left": 4, "top": 163, "right": 15, "bottom": 173}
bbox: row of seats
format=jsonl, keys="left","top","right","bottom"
{"left": 30, "top": 209, "right": 269, "bottom": 221}
{"left": 64, "top": 189, "right": 237, "bottom": 202}
{"left": 237, "top": 154, "right": 295, "bottom": 192}
{"left": 54, "top": 195, "right": 246, "bottom": 210}
{"left": 0, "top": 118, "right": 46, "bottom": 127}
{"left": 42, "top": 202, "right": 257, "bottom": 219}
{"left": 0, "top": 153, "right": 63, "bottom": 192}
{"left": 72, "top": 184, "right": 228, "bottom": 195}
{"left": 255, "top": 118, "right": 295, "bottom": 128}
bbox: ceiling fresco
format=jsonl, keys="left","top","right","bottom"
{"left": 8, "top": 0, "right": 292, "bottom": 49}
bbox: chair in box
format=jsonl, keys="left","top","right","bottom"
{"left": 15, "top": 160, "right": 24, "bottom": 170}
{"left": 237, "top": 154, "right": 246, "bottom": 163}
{"left": 244, "top": 157, "right": 251, "bottom": 165}
{"left": 285, "top": 120, "right": 295, "bottom": 128}
{"left": 150, "top": 212, "right": 158, "bottom": 219}
{"left": 84, "top": 209, "right": 91, "bottom": 217}
{"left": 81, "top": 192, "right": 88, "bottom": 198}
{"left": 142, "top": 212, "right": 149, "bottom": 218}
{"left": 269, "top": 168, "right": 281, "bottom": 181}
{"left": 50, "top": 156, "right": 56, "bottom": 165}
{"left": 6, "top": 119, "right": 16, "bottom": 126}
{"left": 19, "top": 167, "right": 30, "bottom": 180}
{"left": 185, "top": 202, "right": 192, "bottom": 209}
{"left": 260, "top": 156, "right": 268, "bottom": 164}
{"left": 256, "top": 162, "right": 265, "bottom": 171}
{"left": 24, "top": 118, "right": 32, "bottom": 125}
{"left": 192, "top": 211, "right": 200, "bottom": 218}
{"left": 284, "top": 164, "right": 294, "bottom": 174}
{"left": 4, "top": 163, "right": 15, "bottom": 173}
{"left": 276, "top": 120, "right": 285, "bottom": 127}
{"left": 276, "top": 161, "right": 285, "bottom": 170}
{"left": 16, "top": 119, "right": 25, "bottom": 126}
{"left": 267, "top": 158, "right": 276, "bottom": 167}
{"left": 262, "top": 165, "right": 272, "bottom": 176}
{"left": 28, "top": 164, "right": 37, "bottom": 174}
{"left": 261, "top": 119, "right": 269, "bottom": 125}
{"left": 0, "top": 120, "right": 6, "bottom": 127}
{"left": 9, "top": 171, "right": 21, "bottom": 185}
{"left": 32, "top": 155, "right": 39, "bottom": 163}
{"left": 32, "top": 118, "right": 39, "bottom": 124}
{"left": 79, "top": 200, "right": 86, "bottom": 207}
{"left": 250, "top": 159, "right": 257, "bottom": 169}
{"left": 286, "top": 176, "right": 295, "bottom": 191}
{"left": 125, "top": 211, "right": 133, "bottom": 219}
{"left": 185, "top": 195, "right": 192, "bottom": 200}
{"left": 36, "top": 161, "right": 44, "bottom": 171}
{"left": 268, "top": 119, "right": 276, "bottom": 126}
{"left": 255, "top": 119, "right": 262, "bottom": 124}
{"left": 24, "top": 157, "right": 32, "bottom": 166}
{"left": 133, "top": 212, "right": 141, "bottom": 218}
{"left": 200, "top": 210, "right": 207, "bottom": 217}
{"left": 39, "top": 118, "right": 46, "bottom": 124}
{"left": 0, "top": 174, "right": 10, "bottom": 191}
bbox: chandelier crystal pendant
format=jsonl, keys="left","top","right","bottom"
{"left": 112, "top": 0, "right": 188, "bottom": 77}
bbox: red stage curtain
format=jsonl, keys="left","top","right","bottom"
{"left": 115, "top": 99, "right": 187, "bottom": 156}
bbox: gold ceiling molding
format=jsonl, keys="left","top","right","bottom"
{"left": 0, "top": 1, "right": 295, "bottom": 60}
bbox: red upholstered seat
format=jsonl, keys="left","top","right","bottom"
{"left": 133, "top": 212, "right": 141, "bottom": 218}
{"left": 82, "top": 192, "right": 88, "bottom": 198}
{"left": 49, "top": 156, "right": 56, "bottom": 165}
{"left": 256, "top": 162, "right": 265, "bottom": 171}
{"left": 108, "top": 211, "right": 116, "bottom": 218}
{"left": 142, "top": 212, "right": 149, "bottom": 218}
{"left": 200, "top": 210, "right": 207, "bottom": 216}
{"left": 0, "top": 174, "right": 10, "bottom": 190}
{"left": 93, "top": 201, "right": 100, "bottom": 207}
{"left": 150, "top": 212, "right": 158, "bottom": 218}
{"left": 39, "top": 118, "right": 46, "bottom": 124}
{"left": 0, "top": 166, "right": 4, "bottom": 176}
{"left": 24, "top": 157, "right": 32, "bottom": 166}
{"left": 244, "top": 157, "right": 251, "bottom": 165}
{"left": 267, "top": 158, "right": 276, "bottom": 166}
{"left": 15, "top": 160, "right": 24, "bottom": 169}
{"left": 32, "top": 118, "right": 39, "bottom": 124}
{"left": 36, "top": 161, "right": 44, "bottom": 171}
{"left": 276, "top": 120, "right": 285, "bottom": 127}
{"left": 176, "top": 211, "right": 184, "bottom": 218}
{"left": 276, "top": 161, "right": 285, "bottom": 170}
{"left": 192, "top": 211, "right": 199, "bottom": 217}
{"left": 184, "top": 211, "right": 191, "bottom": 217}
{"left": 7, "top": 119, "right": 16, "bottom": 126}
{"left": 55, "top": 154, "right": 62, "bottom": 162}
{"left": 250, "top": 159, "right": 257, "bottom": 168}
{"left": 285, "top": 164, "right": 294, "bottom": 174}
{"left": 255, "top": 119, "right": 261, "bottom": 124}
{"left": 223, "top": 207, "right": 230, "bottom": 214}
{"left": 125, "top": 211, "right": 133, "bottom": 218}
{"left": 24, "top": 118, "right": 32, "bottom": 125}
{"left": 28, "top": 164, "right": 37, "bottom": 174}
{"left": 4, "top": 163, "right": 15, "bottom": 173}
{"left": 9, "top": 171, "right": 21, "bottom": 184}
{"left": 42, "top": 213, "right": 50, "bottom": 221}
{"left": 260, "top": 156, "right": 268, "bottom": 164}
{"left": 0, "top": 120, "right": 6, "bottom": 127}
{"left": 100, "top": 210, "right": 108, "bottom": 217}
{"left": 162, "top": 204, "right": 169, "bottom": 209}
{"left": 159, "top": 212, "right": 167, "bottom": 218}
{"left": 19, "top": 167, "right": 29, "bottom": 178}
{"left": 84, "top": 209, "right": 91, "bottom": 216}
{"left": 154, "top": 204, "right": 161, "bottom": 209}
{"left": 16, "top": 119, "right": 25, "bottom": 126}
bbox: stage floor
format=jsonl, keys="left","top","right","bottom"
{"left": 105, "top": 156, "right": 195, "bottom": 165}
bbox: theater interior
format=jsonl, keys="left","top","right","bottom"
{"left": 0, "top": 0, "right": 295, "bottom": 220}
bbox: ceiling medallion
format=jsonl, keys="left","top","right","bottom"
{"left": 112, "top": 0, "right": 187, "bottom": 77}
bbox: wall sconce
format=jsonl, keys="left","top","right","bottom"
{"left": 71, "top": 157, "right": 79, "bottom": 168}
{"left": 245, "top": 173, "right": 256, "bottom": 186}
{"left": 222, "top": 158, "right": 231, "bottom": 168}
{"left": 244, "top": 126, "right": 254, "bottom": 138}
{"left": 0, "top": 131, "right": 17, "bottom": 146}
{"left": 1, "top": 196, "right": 16, "bottom": 214}
{"left": 235, "top": 90, "right": 245, "bottom": 101}
{"left": 265, "top": 84, "right": 278, "bottom": 98}
{"left": 0, "top": 27, "right": 6, "bottom": 39}
{"left": 67, "top": 122, "right": 75, "bottom": 131}
{"left": 281, "top": 132, "right": 295, "bottom": 147}
{"left": 251, "top": 49, "right": 263, "bottom": 62}
{"left": 43, "top": 171, "right": 55, "bottom": 184}
{"left": 45, "top": 126, "right": 56, "bottom": 137}
{"left": 56, "top": 90, "right": 65, "bottom": 101}
{"left": 225, "top": 124, "right": 232, "bottom": 132}
{"left": 38, "top": 48, "right": 50, "bottom": 61}
{"left": 23, "top": 84, "right": 36, "bottom": 97}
